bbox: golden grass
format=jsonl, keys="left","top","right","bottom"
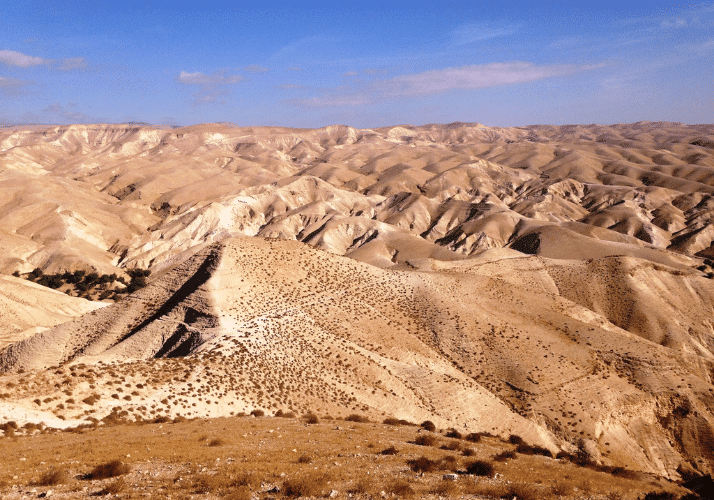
{"left": 0, "top": 414, "right": 690, "bottom": 499}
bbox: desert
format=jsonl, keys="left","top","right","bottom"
{"left": 0, "top": 121, "right": 713, "bottom": 499}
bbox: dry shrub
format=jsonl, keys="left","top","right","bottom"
{"left": 36, "top": 467, "right": 69, "bottom": 486}
{"left": 465, "top": 460, "right": 494, "bottom": 477}
{"left": 439, "top": 455, "right": 459, "bottom": 472}
{"left": 444, "top": 428, "right": 462, "bottom": 439}
{"left": 504, "top": 482, "right": 542, "bottom": 500}
{"left": 348, "top": 477, "right": 375, "bottom": 495}
{"left": 380, "top": 446, "right": 399, "bottom": 455}
{"left": 297, "top": 454, "right": 312, "bottom": 464}
{"left": 413, "top": 434, "right": 437, "bottom": 447}
{"left": 516, "top": 443, "right": 553, "bottom": 457}
{"left": 508, "top": 434, "right": 525, "bottom": 445}
{"left": 493, "top": 450, "right": 517, "bottom": 461}
{"left": 431, "top": 479, "right": 460, "bottom": 497}
{"left": 464, "top": 432, "right": 482, "bottom": 443}
{"left": 407, "top": 456, "right": 439, "bottom": 473}
{"left": 387, "top": 479, "right": 415, "bottom": 497}
{"left": 440, "top": 440, "right": 462, "bottom": 451}
{"left": 223, "top": 486, "right": 252, "bottom": 500}
{"left": 86, "top": 460, "right": 130, "bottom": 480}
{"left": 208, "top": 438, "right": 224, "bottom": 447}
{"left": 551, "top": 479, "right": 574, "bottom": 496}
{"left": 282, "top": 472, "right": 330, "bottom": 498}
{"left": 191, "top": 473, "right": 230, "bottom": 494}
{"left": 420, "top": 420, "right": 436, "bottom": 432}
{"left": 383, "top": 417, "right": 412, "bottom": 426}
{"left": 462, "top": 447, "right": 475, "bottom": 457}
{"left": 643, "top": 493, "right": 677, "bottom": 500}
{"left": 345, "top": 414, "right": 370, "bottom": 423}
{"left": 303, "top": 413, "right": 319, "bottom": 424}
{"left": 462, "top": 480, "right": 509, "bottom": 497}
{"left": 101, "top": 477, "right": 126, "bottom": 495}
{"left": 226, "top": 470, "right": 261, "bottom": 490}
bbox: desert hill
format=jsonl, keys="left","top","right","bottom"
{"left": 1, "top": 236, "right": 713, "bottom": 481}
{"left": 1, "top": 121, "right": 714, "bottom": 482}
{"left": 1, "top": 122, "right": 713, "bottom": 279}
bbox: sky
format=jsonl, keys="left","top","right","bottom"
{"left": 0, "top": 0, "right": 712, "bottom": 128}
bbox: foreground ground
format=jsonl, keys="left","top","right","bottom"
{"left": 0, "top": 414, "right": 691, "bottom": 499}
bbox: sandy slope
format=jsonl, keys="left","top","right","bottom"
{"left": 0, "top": 275, "right": 105, "bottom": 348}
{"left": 1, "top": 237, "right": 713, "bottom": 480}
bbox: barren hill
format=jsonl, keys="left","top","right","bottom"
{"left": 1, "top": 122, "right": 714, "bottom": 481}
{"left": 1, "top": 237, "right": 713, "bottom": 480}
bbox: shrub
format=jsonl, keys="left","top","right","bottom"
{"left": 250, "top": 409, "right": 264, "bottom": 417}
{"left": 101, "top": 478, "right": 126, "bottom": 495}
{"left": 440, "top": 440, "right": 462, "bottom": 451}
{"left": 413, "top": 434, "right": 438, "bottom": 447}
{"left": 464, "top": 432, "right": 482, "bottom": 443}
{"left": 303, "top": 413, "right": 319, "bottom": 424}
{"left": 387, "top": 479, "right": 415, "bottom": 497}
{"left": 504, "top": 482, "right": 540, "bottom": 500}
{"left": 345, "top": 414, "right": 370, "bottom": 423}
{"left": 445, "top": 428, "right": 462, "bottom": 439}
{"left": 86, "top": 460, "right": 130, "bottom": 480}
{"left": 462, "top": 447, "right": 475, "bottom": 456}
{"left": 508, "top": 434, "right": 524, "bottom": 445}
{"left": 380, "top": 446, "right": 399, "bottom": 455}
{"left": 297, "top": 454, "right": 312, "bottom": 464}
{"left": 282, "top": 472, "right": 330, "bottom": 497}
{"left": 383, "top": 417, "right": 401, "bottom": 425}
{"left": 36, "top": 468, "right": 69, "bottom": 486}
{"left": 420, "top": 420, "right": 436, "bottom": 432}
{"left": 516, "top": 443, "right": 553, "bottom": 457}
{"left": 208, "top": 438, "right": 224, "bottom": 447}
{"left": 465, "top": 460, "right": 495, "bottom": 477}
{"left": 407, "top": 456, "right": 439, "bottom": 473}
{"left": 493, "top": 450, "right": 517, "bottom": 462}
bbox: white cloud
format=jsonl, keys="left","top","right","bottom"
{"left": 176, "top": 71, "right": 244, "bottom": 85}
{"left": 291, "top": 61, "right": 604, "bottom": 108}
{"left": 176, "top": 70, "right": 244, "bottom": 106}
{"left": 58, "top": 57, "right": 87, "bottom": 70}
{"left": 0, "top": 49, "right": 50, "bottom": 67}
{"left": 451, "top": 22, "right": 522, "bottom": 44}
{"left": 382, "top": 62, "right": 604, "bottom": 97}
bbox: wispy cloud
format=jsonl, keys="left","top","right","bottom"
{"left": 0, "top": 75, "right": 33, "bottom": 95}
{"left": 58, "top": 57, "right": 87, "bottom": 71}
{"left": 0, "top": 49, "right": 50, "bottom": 67}
{"left": 175, "top": 70, "right": 244, "bottom": 106}
{"left": 286, "top": 67, "right": 302, "bottom": 71}
{"left": 244, "top": 64, "right": 269, "bottom": 73}
{"left": 291, "top": 61, "right": 604, "bottom": 108}
{"left": 451, "top": 21, "right": 521, "bottom": 44}
{"left": 41, "top": 102, "right": 102, "bottom": 123}
{"left": 176, "top": 71, "right": 244, "bottom": 85}
{"left": 342, "top": 71, "right": 358, "bottom": 77}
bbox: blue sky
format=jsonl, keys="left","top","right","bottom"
{"left": 0, "top": 1, "right": 712, "bottom": 128}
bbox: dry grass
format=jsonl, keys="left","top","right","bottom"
{"left": 386, "top": 478, "right": 416, "bottom": 497}
{"left": 35, "top": 467, "right": 69, "bottom": 486}
{"left": 282, "top": 471, "right": 331, "bottom": 497}
{"left": 0, "top": 414, "right": 688, "bottom": 500}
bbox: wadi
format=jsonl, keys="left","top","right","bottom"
{"left": 0, "top": 121, "right": 713, "bottom": 499}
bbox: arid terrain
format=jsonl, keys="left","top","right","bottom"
{"left": 1, "top": 121, "right": 714, "bottom": 497}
